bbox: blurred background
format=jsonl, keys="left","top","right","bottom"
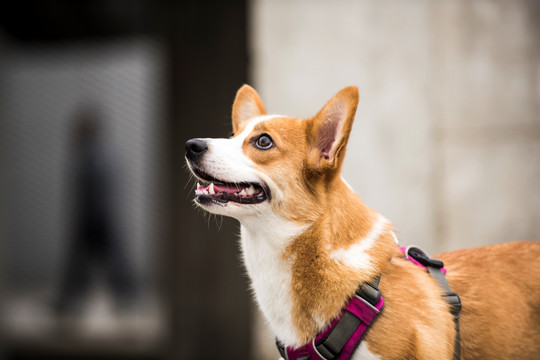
{"left": 0, "top": 0, "right": 538, "bottom": 359}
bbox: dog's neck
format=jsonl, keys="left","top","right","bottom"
{"left": 239, "top": 178, "right": 397, "bottom": 347}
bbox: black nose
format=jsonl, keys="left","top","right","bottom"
{"left": 185, "top": 139, "right": 208, "bottom": 160}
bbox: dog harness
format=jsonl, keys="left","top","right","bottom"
{"left": 275, "top": 246, "right": 462, "bottom": 360}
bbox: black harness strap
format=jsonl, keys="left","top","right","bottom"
{"left": 276, "top": 339, "right": 288, "bottom": 360}
{"left": 315, "top": 276, "right": 382, "bottom": 359}
{"left": 315, "top": 311, "right": 361, "bottom": 359}
{"left": 405, "top": 246, "right": 462, "bottom": 360}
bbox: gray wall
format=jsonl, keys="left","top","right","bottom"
{"left": 250, "top": 0, "right": 540, "bottom": 357}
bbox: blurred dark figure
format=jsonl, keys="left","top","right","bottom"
{"left": 55, "top": 108, "right": 137, "bottom": 315}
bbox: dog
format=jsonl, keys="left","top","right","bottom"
{"left": 185, "top": 85, "right": 540, "bottom": 359}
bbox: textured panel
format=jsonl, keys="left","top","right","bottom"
{"left": 0, "top": 40, "right": 164, "bottom": 290}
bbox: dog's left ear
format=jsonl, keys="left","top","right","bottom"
{"left": 232, "top": 84, "right": 267, "bottom": 134}
{"left": 307, "top": 86, "right": 359, "bottom": 172}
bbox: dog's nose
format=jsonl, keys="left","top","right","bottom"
{"left": 185, "top": 139, "right": 208, "bottom": 160}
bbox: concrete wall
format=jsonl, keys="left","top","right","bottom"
{"left": 249, "top": 0, "right": 540, "bottom": 358}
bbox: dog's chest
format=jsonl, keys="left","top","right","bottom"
{"left": 239, "top": 216, "right": 308, "bottom": 347}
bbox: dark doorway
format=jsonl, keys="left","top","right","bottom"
{"left": 0, "top": 1, "right": 251, "bottom": 359}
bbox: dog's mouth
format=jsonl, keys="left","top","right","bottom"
{"left": 192, "top": 168, "right": 270, "bottom": 205}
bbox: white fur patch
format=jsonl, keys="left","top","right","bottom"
{"left": 240, "top": 212, "right": 309, "bottom": 348}
{"left": 352, "top": 341, "right": 382, "bottom": 360}
{"left": 329, "top": 214, "right": 388, "bottom": 271}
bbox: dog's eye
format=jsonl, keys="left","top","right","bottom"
{"left": 228, "top": 132, "right": 235, "bottom": 139}
{"left": 255, "top": 134, "right": 273, "bottom": 150}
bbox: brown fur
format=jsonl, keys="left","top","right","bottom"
{"left": 439, "top": 242, "right": 540, "bottom": 360}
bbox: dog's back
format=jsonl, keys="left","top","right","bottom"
{"left": 440, "top": 241, "right": 540, "bottom": 360}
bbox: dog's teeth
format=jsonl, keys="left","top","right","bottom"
{"left": 246, "top": 186, "right": 256, "bottom": 195}
{"left": 209, "top": 183, "right": 215, "bottom": 195}
{"left": 239, "top": 189, "right": 247, "bottom": 196}
{"left": 197, "top": 182, "right": 201, "bottom": 188}
{"left": 203, "top": 190, "right": 209, "bottom": 195}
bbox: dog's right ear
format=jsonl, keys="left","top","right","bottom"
{"left": 232, "top": 85, "right": 267, "bottom": 134}
{"left": 306, "top": 86, "right": 359, "bottom": 174}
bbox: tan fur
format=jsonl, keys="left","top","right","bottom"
{"left": 438, "top": 242, "right": 540, "bottom": 360}
{"left": 199, "top": 86, "right": 540, "bottom": 359}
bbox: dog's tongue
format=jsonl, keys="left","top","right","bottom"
{"left": 197, "top": 183, "right": 243, "bottom": 194}
{"left": 213, "top": 183, "right": 243, "bottom": 194}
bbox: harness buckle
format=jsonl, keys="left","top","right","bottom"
{"left": 405, "top": 246, "right": 444, "bottom": 269}
{"left": 356, "top": 281, "right": 382, "bottom": 306}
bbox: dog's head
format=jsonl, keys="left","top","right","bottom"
{"left": 185, "top": 85, "right": 359, "bottom": 222}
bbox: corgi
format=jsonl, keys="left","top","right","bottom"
{"left": 185, "top": 85, "right": 540, "bottom": 360}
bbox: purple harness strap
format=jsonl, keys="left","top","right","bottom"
{"left": 278, "top": 286, "right": 384, "bottom": 360}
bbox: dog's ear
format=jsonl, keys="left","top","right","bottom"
{"left": 307, "top": 86, "right": 359, "bottom": 172}
{"left": 232, "top": 85, "right": 266, "bottom": 134}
